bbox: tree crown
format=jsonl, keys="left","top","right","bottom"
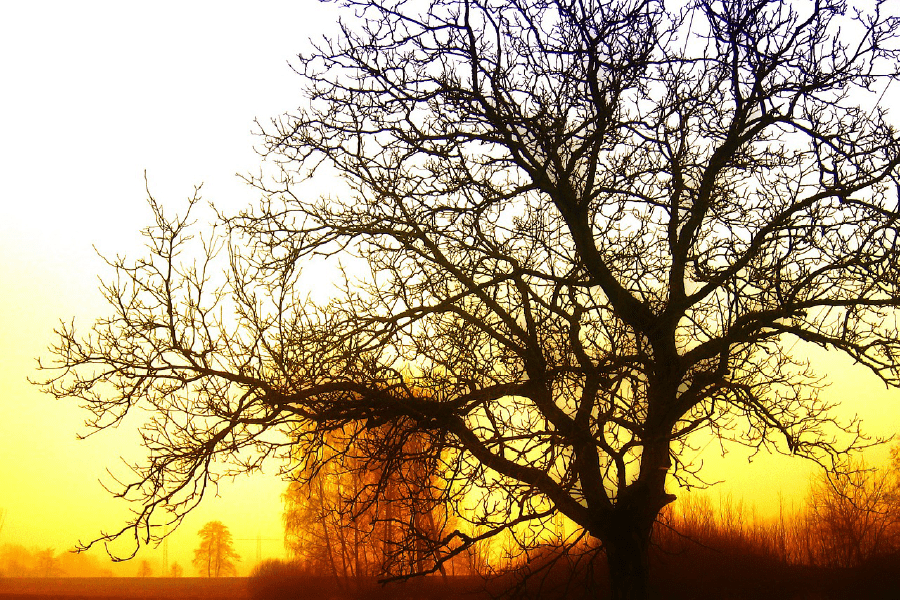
{"left": 38, "top": 0, "right": 900, "bottom": 581}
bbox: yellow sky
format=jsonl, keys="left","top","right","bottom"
{"left": 1, "top": 0, "right": 899, "bottom": 577}
{"left": 0, "top": 0, "right": 340, "bottom": 575}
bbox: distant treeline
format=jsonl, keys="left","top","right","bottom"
{"left": 0, "top": 544, "right": 114, "bottom": 578}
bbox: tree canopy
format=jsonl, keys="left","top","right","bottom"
{"left": 40, "top": 0, "right": 900, "bottom": 598}
{"left": 192, "top": 521, "right": 240, "bottom": 577}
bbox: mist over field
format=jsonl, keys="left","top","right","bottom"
{"left": 4, "top": 456, "right": 900, "bottom": 599}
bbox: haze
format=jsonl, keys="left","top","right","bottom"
{"left": 1, "top": 0, "right": 899, "bottom": 578}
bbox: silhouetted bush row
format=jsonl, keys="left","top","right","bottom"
{"left": 249, "top": 559, "right": 492, "bottom": 600}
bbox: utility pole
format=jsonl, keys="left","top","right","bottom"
{"left": 163, "top": 535, "right": 169, "bottom": 575}
{"left": 234, "top": 532, "right": 282, "bottom": 568}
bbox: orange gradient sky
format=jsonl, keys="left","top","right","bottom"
{"left": 2, "top": 0, "right": 900, "bottom": 577}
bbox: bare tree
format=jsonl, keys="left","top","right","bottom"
{"left": 192, "top": 521, "right": 240, "bottom": 577}
{"left": 38, "top": 0, "right": 900, "bottom": 598}
{"left": 170, "top": 561, "right": 184, "bottom": 578}
{"left": 283, "top": 430, "right": 367, "bottom": 579}
{"left": 35, "top": 548, "right": 60, "bottom": 578}
{"left": 803, "top": 455, "right": 900, "bottom": 567}
{"left": 137, "top": 558, "right": 154, "bottom": 578}
{"left": 283, "top": 424, "right": 455, "bottom": 579}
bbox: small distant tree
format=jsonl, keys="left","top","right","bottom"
{"left": 137, "top": 559, "right": 154, "bottom": 578}
{"left": 35, "top": 548, "right": 61, "bottom": 577}
{"left": 192, "top": 521, "right": 240, "bottom": 577}
{"left": 170, "top": 561, "right": 184, "bottom": 577}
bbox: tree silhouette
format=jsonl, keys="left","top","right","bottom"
{"left": 137, "top": 558, "right": 154, "bottom": 578}
{"left": 39, "top": 0, "right": 900, "bottom": 598}
{"left": 283, "top": 425, "right": 457, "bottom": 578}
{"left": 192, "top": 521, "right": 240, "bottom": 577}
{"left": 35, "top": 548, "right": 60, "bottom": 578}
{"left": 170, "top": 561, "right": 184, "bottom": 577}
{"left": 802, "top": 453, "right": 900, "bottom": 567}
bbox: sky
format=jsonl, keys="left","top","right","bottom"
{"left": 1, "top": 0, "right": 900, "bottom": 578}
{"left": 0, "top": 0, "right": 342, "bottom": 575}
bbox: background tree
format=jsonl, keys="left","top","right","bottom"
{"left": 801, "top": 454, "right": 900, "bottom": 567}
{"left": 283, "top": 424, "right": 458, "bottom": 579}
{"left": 170, "top": 561, "right": 184, "bottom": 577}
{"left": 35, "top": 548, "right": 60, "bottom": 578}
{"left": 192, "top": 521, "right": 240, "bottom": 577}
{"left": 137, "top": 558, "right": 154, "bottom": 578}
{"left": 39, "top": 0, "right": 900, "bottom": 598}
{"left": 0, "top": 544, "right": 113, "bottom": 577}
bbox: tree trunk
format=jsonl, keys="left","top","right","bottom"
{"left": 601, "top": 433, "right": 674, "bottom": 600}
{"left": 423, "top": 508, "right": 447, "bottom": 578}
{"left": 354, "top": 519, "right": 361, "bottom": 578}
{"left": 604, "top": 524, "right": 652, "bottom": 600}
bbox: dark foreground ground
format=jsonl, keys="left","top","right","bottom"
{"left": 2, "top": 562, "right": 899, "bottom": 600}
{"left": 0, "top": 578, "right": 251, "bottom": 600}
{"left": 0, "top": 577, "right": 489, "bottom": 600}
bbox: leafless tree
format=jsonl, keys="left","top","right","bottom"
{"left": 192, "top": 521, "right": 240, "bottom": 577}
{"left": 803, "top": 455, "right": 900, "bottom": 567}
{"left": 283, "top": 424, "right": 457, "bottom": 579}
{"left": 137, "top": 558, "right": 154, "bottom": 578}
{"left": 35, "top": 548, "right": 60, "bottom": 578}
{"left": 170, "top": 561, "right": 184, "bottom": 577}
{"left": 38, "top": 0, "right": 900, "bottom": 598}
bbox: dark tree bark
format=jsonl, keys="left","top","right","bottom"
{"left": 38, "top": 1, "right": 900, "bottom": 598}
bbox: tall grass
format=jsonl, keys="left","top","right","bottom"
{"left": 253, "top": 457, "right": 900, "bottom": 599}
{"left": 649, "top": 464, "right": 900, "bottom": 599}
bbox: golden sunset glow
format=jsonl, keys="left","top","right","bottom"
{"left": 2, "top": 0, "right": 900, "bottom": 586}
{"left": 0, "top": 0, "right": 340, "bottom": 575}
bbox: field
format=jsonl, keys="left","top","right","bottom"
{"left": 0, "top": 576, "right": 491, "bottom": 600}
{"left": 0, "top": 578, "right": 251, "bottom": 600}
{"left": 3, "top": 564, "right": 900, "bottom": 600}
